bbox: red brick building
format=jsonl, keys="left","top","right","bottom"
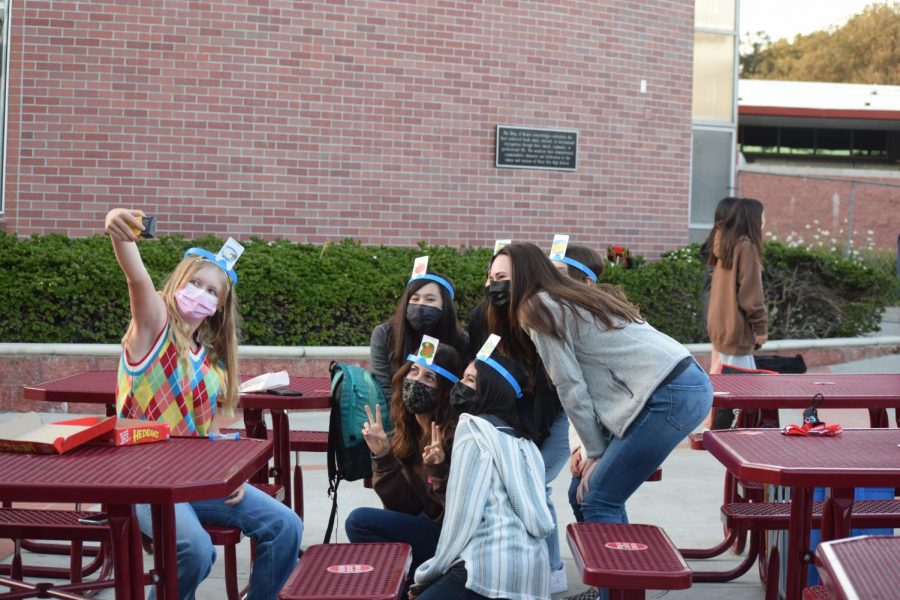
{"left": 737, "top": 80, "right": 900, "bottom": 252}
{"left": 0, "top": 1, "right": 694, "bottom": 255}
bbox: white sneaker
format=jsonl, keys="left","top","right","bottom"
{"left": 549, "top": 566, "right": 568, "bottom": 594}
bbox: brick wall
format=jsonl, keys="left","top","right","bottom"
{"left": 4, "top": 0, "right": 694, "bottom": 256}
{"left": 738, "top": 170, "right": 900, "bottom": 252}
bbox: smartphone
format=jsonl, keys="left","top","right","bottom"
{"left": 130, "top": 215, "right": 158, "bottom": 239}
{"left": 267, "top": 388, "right": 303, "bottom": 397}
{"left": 78, "top": 513, "right": 109, "bottom": 526}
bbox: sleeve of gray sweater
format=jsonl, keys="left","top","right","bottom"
{"left": 369, "top": 323, "right": 393, "bottom": 401}
{"left": 524, "top": 299, "right": 607, "bottom": 459}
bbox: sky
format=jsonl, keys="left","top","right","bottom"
{"left": 739, "top": 0, "right": 884, "bottom": 42}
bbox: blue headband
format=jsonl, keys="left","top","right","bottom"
{"left": 183, "top": 248, "right": 238, "bottom": 284}
{"left": 407, "top": 274, "right": 455, "bottom": 300}
{"left": 406, "top": 355, "right": 459, "bottom": 384}
{"left": 561, "top": 257, "right": 598, "bottom": 282}
{"left": 476, "top": 356, "right": 523, "bottom": 398}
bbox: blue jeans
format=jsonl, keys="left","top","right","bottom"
{"left": 416, "top": 565, "right": 490, "bottom": 600}
{"left": 568, "top": 474, "right": 584, "bottom": 523}
{"left": 135, "top": 483, "right": 303, "bottom": 600}
{"left": 581, "top": 359, "right": 711, "bottom": 524}
{"left": 540, "top": 410, "right": 570, "bottom": 573}
{"left": 345, "top": 508, "right": 442, "bottom": 577}
{"left": 581, "top": 359, "right": 711, "bottom": 600}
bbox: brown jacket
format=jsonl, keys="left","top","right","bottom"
{"left": 707, "top": 236, "right": 767, "bottom": 355}
{"left": 371, "top": 428, "right": 454, "bottom": 524}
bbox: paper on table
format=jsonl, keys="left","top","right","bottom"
{"left": 240, "top": 371, "right": 290, "bottom": 393}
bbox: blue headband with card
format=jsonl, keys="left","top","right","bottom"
{"left": 407, "top": 256, "right": 455, "bottom": 300}
{"left": 475, "top": 334, "right": 523, "bottom": 398}
{"left": 406, "top": 335, "right": 459, "bottom": 384}
{"left": 549, "top": 234, "right": 597, "bottom": 282}
{"left": 184, "top": 237, "right": 244, "bottom": 284}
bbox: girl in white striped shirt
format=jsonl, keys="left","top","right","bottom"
{"left": 412, "top": 354, "right": 554, "bottom": 600}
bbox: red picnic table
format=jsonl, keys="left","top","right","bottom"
{"left": 814, "top": 535, "right": 900, "bottom": 600}
{"left": 702, "top": 428, "right": 900, "bottom": 600}
{"left": 23, "top": 370, "right": 332, "bottom": 513}
{"left": 710, "top": 373, "right": 900, "bottom": 428}
{"left": 0, "top": 436, "right": 272, "bottom": 600}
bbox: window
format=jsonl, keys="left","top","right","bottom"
{"left": 739, "top": 125, "right": 896, "bottom": 164}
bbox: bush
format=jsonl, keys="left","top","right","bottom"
{"left": 0, "top": 233, "right": 895, "bottom": 345}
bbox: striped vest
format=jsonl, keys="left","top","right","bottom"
{"left": 116, "top": 324, "right": 221, "bottom": 436}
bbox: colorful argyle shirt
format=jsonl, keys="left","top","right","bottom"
{"left": 116, "top": 324, "right": 221, "bottom": 436}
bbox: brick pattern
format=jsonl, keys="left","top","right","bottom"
{"left": 3, "top": 349, "right": 897, "bottom": 413}
{"left": 5, "top": 1, "right": 694, "bottom": 256}
{"left": 738, "top": 171, "right": 900, "bottom": 252}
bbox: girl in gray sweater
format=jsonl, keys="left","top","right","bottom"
{"left": 491, "top": 243, "right": 712, "bottom": 534}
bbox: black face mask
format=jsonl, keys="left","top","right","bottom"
{"left": 449, "top": 381, "right": 478, "bottom": 415}
{"left": 483, "top": 284, "right": 491, "bottom": 300}
{"left": 406, "top": 303, "right": 442, "bottom": 333}
{"left": 402, "top": 378, "right": 437, "bottom": 414}
{"left": 488, "top": 280, "right": 510, "bottom": 307}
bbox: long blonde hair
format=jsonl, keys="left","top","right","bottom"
{"left": 124, "top": 256, "right": 241, "bottom": 415}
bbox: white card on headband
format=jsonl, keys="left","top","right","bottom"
{"left": 493, "top": 239, "right": 511, "bottom": 255}
{"left": 549, "top": 234, "right": 569, "bottom": 261}
{"left": 476, "top": 334, "right": 501, "bottom": 361}
{"left": 217, "top": 237, "right": 245, "bottom": 270}
{"left": 416, "top": 335, "right": 439, "bottom": 365}
{"left": 411, "top": 256, "right": 429, "bottom": 279}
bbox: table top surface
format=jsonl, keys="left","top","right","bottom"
{"left": 702, "top": 428, "right": 900, "bottom": 488}
{"left": 0, "top": 437, "right": 272, "bottom": 504}
{"left": 710, "top": 373, "right": 900, "bottom": 409}
{"left": 816, "top": 535, "right": 900, "bottom": 600}
{"left": 23, "top": 370, "right": 331, "bottom": 409}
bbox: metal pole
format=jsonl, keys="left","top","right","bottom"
{"left": 845, "top": 180, "right": 857, "bottom": 258}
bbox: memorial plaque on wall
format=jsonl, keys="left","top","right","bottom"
{"left": 495, "top": 126, "right": 578, "bottom": 171}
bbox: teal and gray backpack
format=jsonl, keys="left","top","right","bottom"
{"left": 324, "top": 361, "right": 391, "bottom": 542}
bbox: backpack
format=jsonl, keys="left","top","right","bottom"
{"left": 324, "top": 361, "right": 391, "bottom": 542}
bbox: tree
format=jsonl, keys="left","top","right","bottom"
{"left": 740, "top": 2, "right": 900, "bottom": 84}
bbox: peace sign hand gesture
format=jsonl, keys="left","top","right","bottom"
{"left": 422, "top": 422, "right": 446, "bottom": 466}
{"left": 362, "top": 404, "right": 390, "bottom": 457}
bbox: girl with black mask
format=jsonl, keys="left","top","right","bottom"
{"left": 369, "top": 261, "right": 468, "bottom": 400}
{"left": 345, "top": 342, "right": 462, "bottom": 592}
{"left": 468, "top": 250, "right": 570, "bottom": 594}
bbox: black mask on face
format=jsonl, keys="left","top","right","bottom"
{"left": 449, "top": 382, "right": 478, "bottom": 415}
{"left": 402, "top": 378, "right": 438, "bottom": 414}
{"left": 406, "top": 303, "right": 442, "bottom": 333}
{"left": 488, "top": 280, "right": 510, "bottom": 307}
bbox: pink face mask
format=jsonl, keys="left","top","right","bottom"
{"left": 175, "top": 283, "right": 219, "bottom": 322}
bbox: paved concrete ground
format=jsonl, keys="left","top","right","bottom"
{"left": 2, "top": 347, "right": 897, "bottom": 599}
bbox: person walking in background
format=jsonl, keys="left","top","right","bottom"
{"left": 706, "top": 197, "right": 768, "bottom": 372}
{"left": 699, "top": 197, "right": 739, "bottom": 374}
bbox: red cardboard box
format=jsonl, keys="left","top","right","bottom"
{"left": 103, "top": 418, "right": 170, "bottom": 446}
{"left": 55, "top": 417, "right": 171, "bottom": 447}
{"left": 0, "top": 413, "right": 116, "bottom": 455}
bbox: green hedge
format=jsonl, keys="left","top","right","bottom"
{"left": 0, "top": 233, "right": 896, "bottom": 345}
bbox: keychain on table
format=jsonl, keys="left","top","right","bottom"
{"left": 782, "top": 393, "right": 842, "bottom": 436}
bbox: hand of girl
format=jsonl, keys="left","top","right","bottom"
{"left": 576, "top": 457, "right": 598, "bottom": 504}
{"left": 362, "top": 404, "right": 390, "bottom": 457}
{"left": 754, "top": 333, "right": 768, "bottom": 349}
{"left": 422, "top": 422, "right": 445, "bottom": 465}
{"left": 105, "top": 208, "right": 145, "bottom": 242}
{"left": 224, "top": 484, "right": 245, "bottom": 506}
{"left": 570, "top": 448, "right": 583, "bottom": 477}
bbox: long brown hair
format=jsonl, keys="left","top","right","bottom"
{"left": 388, "top": 344, "right": 461, "bottom": 461}
{"left": 497, "top": 243, "right": 643, "bottom": 342}
{"left": 125, "top": 256, "right": 241, "bottom": 416}
{"left": 388, "top": 272, "right": 466, "bottom": 376}
{"left": 711, "top": 197, "right": 764, "bottom": 270}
